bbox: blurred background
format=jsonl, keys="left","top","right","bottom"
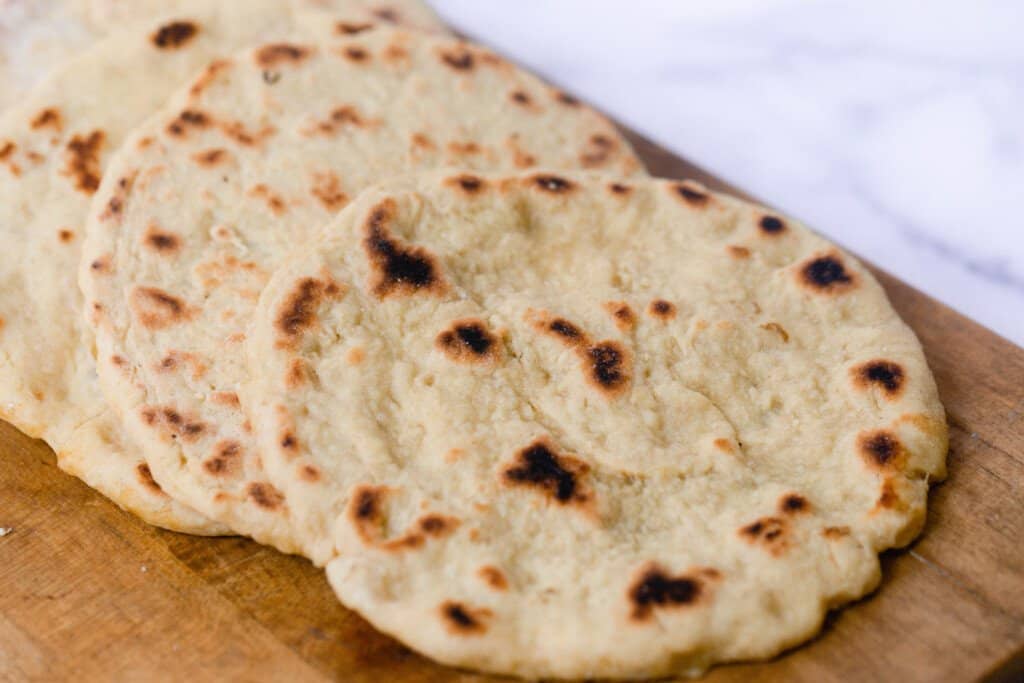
{"left": 431, "top": 0, "right": 1024, "bottom": 345}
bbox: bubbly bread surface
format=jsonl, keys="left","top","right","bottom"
{"left": 80, "top": 27, "right": 645, "bottom": 552}
{"left": 242, "top": 170, "right": 947, "bottom": 678}
{"left": 0, "top": 0, "right": 443, "bottom": 533}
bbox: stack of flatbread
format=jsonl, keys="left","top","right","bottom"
{"left": 0, "top": 0, "right": 947, "bottom": 678}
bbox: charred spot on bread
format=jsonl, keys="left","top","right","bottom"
{"left": 436, "top": 319, "right": 501, "bottom": 363}
{"left": 779, "top": 494, "right": 810, "bottom": 514}
{"left": 502, "top": 438, "right": 591, "bottom": 506}
{"left": 445, "top": 173, "right": 487, "bottom": 194}
{"left": 440, "top": 601, "right": 491, "bottom": 635}
{"left": 852, "top": 360, "right": 906, "bottom": 398}
{"left": 628, "top": 564, "right": 718, "bottom": 622}
{"left": 673, "top": 181, "right": 710, "bottom": 207}
{"left": 584, "top": 341, "right": 631, "bottom": 396}
{"left": 858, "top": 430, "right": 907, "bottom": 471}
{"left": 440, "top": 47, "right": 475, "bottom": 71}
{"left": 363, "top": 200, "right": 447, "bottom": 299}
{"left": 275, "top": 277, "right": 342, "bottom": 343}
{"left": 800, "top": 254, "right": 856, "bottom": 293}
{"left": 203, "top": 441, "right": 242, "bottom": 477}
{"left": 647, "top": 299, "right": 677, "bottom": 320}
{"left": 130, "top": 286, "right": 194, "bottom": 329}
{"left": 759, "top": 215, "right": 786, "bottom": 234}
{"left": 152, "top": 21, "right": 198, "bottom": 49}
{"left": 63, "top": 130, "right": 105, "bottom": 193}
{"left": 604, "top": 301, "right": 637, "bottom": 330}
{"left": 740, "top": 517, "right": 790, "bottom": 556}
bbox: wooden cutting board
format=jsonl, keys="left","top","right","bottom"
{"left": 1, "top": 109, "right": 1022, "bottom": 683}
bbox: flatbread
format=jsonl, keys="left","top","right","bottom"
{"left": 79, "top": 28, "right": 645, "bottom": 553}
{"left": 0, "top": 0, "right": 443, "bottom": 533}
{"left": 0, "top": 0, "right": 443, "bottom": 111}
{"left": 243, "top": 170, "right": 948, "bottom": 678}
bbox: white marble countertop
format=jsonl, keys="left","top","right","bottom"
{"left": 431, "top": 0, "right": 1024, "bottom": 346}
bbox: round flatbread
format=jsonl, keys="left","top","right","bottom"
{"left": 80, "top": 28, "right": 645, "bottom": 553}
{"left": 0, "top": 0, "right": 443, "bottom": 111}
{"left": 0, "top": 0, "right": 442, "bottom": 533}
{"left": 244, "top": 170, "right": 947, "bottom": 678}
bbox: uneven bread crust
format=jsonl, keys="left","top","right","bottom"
{"left": 79, "top": 28, "right": 645, "bottom": 552}
{"left": 0, "top": 0, "right": 445, "bottom": 110}
{"left": 0, "top": 0, "right": 443, "bottom": 534}
{"left": 245, "top": 171, "right": 947, "bottom": 678}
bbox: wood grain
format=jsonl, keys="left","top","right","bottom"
{"left": 1, "top": 120, "right": 1022, "bottom": 683}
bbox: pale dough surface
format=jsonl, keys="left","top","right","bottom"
{"left": 80, "top": 28, "right": 643, "bottom": 551}
{"left": 0, "top": 0, "right": 444, "bottom": 532}
{"left": 0, "top": 0, "right": 443, "bottom": 110}
{"left": 243, "top": 170, "right": 947, "bottom": 678}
